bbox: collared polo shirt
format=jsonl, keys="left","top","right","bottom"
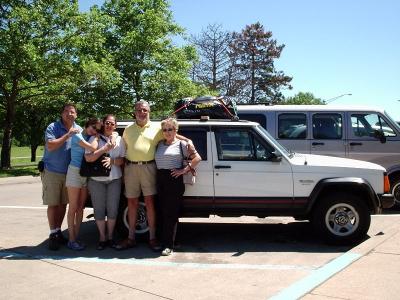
{"left": 123, "top": 121, "right": 163, "bottom": 162}
{"left": 43, "top": 120, "right": 82, "bottom": 174}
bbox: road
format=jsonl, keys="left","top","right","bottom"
{"left": 0, "top": 176, "right": 399, "bottom": 299}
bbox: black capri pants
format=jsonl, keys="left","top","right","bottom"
{"left": 157, "top": 169, "right": 185, "bottom": 248}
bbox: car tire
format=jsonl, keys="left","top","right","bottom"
{"left": 311, "top": 193, "right": 370, "bottom": 246}
{"left": 389, "top": 174, "right": 400, "bottom": 207}
{"left": 116, "top": 198, "right": 149, "bottom": 241}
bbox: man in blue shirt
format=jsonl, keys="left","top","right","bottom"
{"left": 42, "top": 103, "right": 81, "bottom": 250}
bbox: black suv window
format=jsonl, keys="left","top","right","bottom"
{"left": 215, "top": 128, "right": 275, "bottom": 161}
{"left": 178, "top": 128, "right": 208, "bottom": 160}
{"left": 278, "top": 113, "right": 307, "bottom": 139}
{"left": 237, "top": 113, "right": 266, "bottom": 128}
{"left": 312, "top": 113, "right": 343, "bottom": 139}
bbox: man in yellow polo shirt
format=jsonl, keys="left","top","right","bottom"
{"left": 117, "top": 100, "right": 188, "bottom": 251}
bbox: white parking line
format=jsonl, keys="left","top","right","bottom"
{"left": 0, "top": 206, "right": 46, "bottom": 209}
{"left": 0, "top": 251, "right": 317, "bottom": 271}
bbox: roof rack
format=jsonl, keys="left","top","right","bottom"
{"left": 236, "top": 102, "right": 274, "bottom": 106}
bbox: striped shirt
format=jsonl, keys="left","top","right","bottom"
{"left": 155, "top": 140, "right": 189, "bottom": 170}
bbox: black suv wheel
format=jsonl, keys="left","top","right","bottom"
{"left": 312, "top": 193, "right": 370, "bottom": 245}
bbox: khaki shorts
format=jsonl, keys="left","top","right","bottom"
{"left": 66, "top": 165, "right": 87, "bottom": 188}
{"left": 124, "top": 163, "right": 157, "bottom": 198}
{"left": 42, "top": 169, "right": 69, "bottom": 206}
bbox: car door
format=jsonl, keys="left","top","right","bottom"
{"left": 212, "top": 126, "right": 294, "bottom": 215}
{"left": 346, "top": 112, "right": 400, "bottom": 169}
{"left": 178, "top": 127, "right": 215, "bottom": 216}
{"left": 310, "top": 112, "right": 346, "bottom": 157}
{"left": 276, "top": 112, "right": 310, "bottom": 154}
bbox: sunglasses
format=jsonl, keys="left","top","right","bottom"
{"left": 104, "top": 121, "right": 115, "bottom": 126}
{"left": 135, "top": 109, "right": 149, "bottom": 113}
{"left": 162, "top": 128, "right": 175, "bottom": 132}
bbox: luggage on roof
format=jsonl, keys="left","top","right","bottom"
{"left": 173, "top": 96, "right": 238, "bottom": 120}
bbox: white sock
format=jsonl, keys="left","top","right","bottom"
{"left": 50, "top": 229, "right": 58, "bottom": 234}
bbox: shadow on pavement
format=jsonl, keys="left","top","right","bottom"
{"left": 1, "top": 218, "right": 356, "bottom": 262}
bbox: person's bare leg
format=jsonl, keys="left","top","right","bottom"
{"left": 144, "top": 195, "right": 156, "bottom": 240}
{"left": 96, "top": 220, "right": 106, "bottom": 242}
{"left": 67, "top": 187, "right": 80, "bottom": 242}
{"left": 74, "top": 188, "right": 88, "bottom": 239}
{"left": 127, "top": 197, "right": 139, "bottom": 240}
{"left": 107, "top": 219, "right": 117, "bottom": 240}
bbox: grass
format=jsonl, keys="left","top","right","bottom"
{"left": 0, "top": 146, "right": 44, "bottom": 177}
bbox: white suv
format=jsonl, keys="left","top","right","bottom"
{"left": 115, "top": 119, "right": 393, "bottom": 245}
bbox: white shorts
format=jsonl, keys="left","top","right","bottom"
{"left": 66, "top": 165, "right": 87, "bottom": 188}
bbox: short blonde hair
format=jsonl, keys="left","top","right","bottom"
{"left": 161, "top": 117, "right": 179, "bottom": 131}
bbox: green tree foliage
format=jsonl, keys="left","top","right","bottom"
{"left": 0, "top": 1, "right": 118, "bottom": 167}
{"left": 283, "top": 92, "right": 324, "bottom": 105}
{"left": 100, "top": 0, "right": 207, "bottom": 116}
{"left": 228, "top": 22, "right": 292, "bottom": 104}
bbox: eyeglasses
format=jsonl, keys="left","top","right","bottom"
{"left": 104, "top": 121, "right": 115, "bottom": 126}
{"left": 162, "top": 128, "right": 175, "bottom": 132}
{"left": 135, "top": 109, "right": 149, "bottom": 113}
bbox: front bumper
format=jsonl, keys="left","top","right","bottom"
{"left": 378, "top": 193, "right": 395, "bottom": 209}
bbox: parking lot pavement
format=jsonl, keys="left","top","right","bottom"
{"left": 1, "top": 176, "right": 400, "bottom": 299}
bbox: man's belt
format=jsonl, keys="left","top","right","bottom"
{"left": 125, "top": 159, "right": 155, "bottom": 165}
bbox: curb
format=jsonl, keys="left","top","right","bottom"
{"left": 270, "top": 219, "right": 400, "bottom": 300}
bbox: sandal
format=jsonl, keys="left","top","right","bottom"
{"left": 149, "top": 238, "right": 162, "bottom": 251}
{"left": 115, "top": 238, "right": 136, "bottom": 251}
{"left": 97, "top": 241, "right": 107, "bottom": 250}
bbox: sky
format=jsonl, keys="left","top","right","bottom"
{"left": 79, "top": 0, "right": 400, "bottom": 120}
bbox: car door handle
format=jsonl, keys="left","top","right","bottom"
{"left": 312, "top": 142, "right": 325, "bottom": 146}
{"left": 350, "top": 142, "right": 363, "bottom": 146}
{"left": 214, "top": 165, "right": 231, "bottom": 169}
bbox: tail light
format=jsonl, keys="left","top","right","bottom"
{"left": 384, "top": 173, "right": 390, "bottom": 194}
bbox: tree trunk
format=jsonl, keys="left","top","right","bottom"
{"left": 30, "top": 144, "right": 38, "bottom": 162}
{"left": 1, "top": 96, "right": 16, "bottom": 169}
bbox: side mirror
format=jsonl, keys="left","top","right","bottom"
{"left": 374, "top": 130, "right": 387, "bottom": 143}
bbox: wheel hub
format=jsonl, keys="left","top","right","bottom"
{"left": 334, "top": 212, "right": 350, "bottom": 226}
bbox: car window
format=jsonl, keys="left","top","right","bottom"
{"left": 278, "top": 113, "right": 307, "bottom": 139}
{"left": 312, "top": 113, "right": 343, "bottom": 139}
{"left": 237, "top": 113, "right": 267, "bottom": 128}
{"left": 215, "top": 128, "right": 275, "bottom": 161}
{"left": 178, "top": 128, "right": 208, "bottom": 160}
{"left": 351, "top": 113, "right": 396, "bottom": 138}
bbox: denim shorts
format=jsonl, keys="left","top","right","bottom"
{"left": 66, "top": 165, "right": 87, "bottom": 188}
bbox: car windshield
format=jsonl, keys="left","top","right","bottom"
{"left": 255, "top": 125, "right": 293, "bottom": 157}
{"left": 384, "top": 110, "right": 400, "bottom": 131}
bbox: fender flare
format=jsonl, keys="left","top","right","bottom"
{"left": 306, "top": 177, "right": 379, "bottom": 213}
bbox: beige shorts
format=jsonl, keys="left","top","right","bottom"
{"left": 66, "top": 165, "right": 87, "bottom": 188}
{"left": 124, "top": 163, "right": 157, "bottom": 198}
{"left": 42, "top": 169, "right": 69, "bottom": 206}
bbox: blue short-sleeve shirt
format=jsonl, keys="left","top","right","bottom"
{"left": 43, "top": 120, "right": 82, "bottom": 174}
{"left": 70, "top": 132, "right": 90, "bottom": 168}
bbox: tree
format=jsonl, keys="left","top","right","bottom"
{"left": 0, "top": 1, "right": 118, "bottom": 168}
{"left": 0, "top": 0, "right": 82, "bottom": 169}
{"left": 283, "top": 92, "right": 324, "bottom": 105}
{"left": 190, "top": 23, "right": 232, "bottom": 91}
{"left": 228, "top": 22, "right": 292, "bottom": 104}
{"left": 101, "top": 0, "right": 206, "bottom": 116}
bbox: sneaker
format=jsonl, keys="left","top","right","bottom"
{"left": 48, "top": 233, "right": 60, "bottom": 251}
{"left": 67, "top": 241, "right": 85, "bottom": 251}
{"left": 56, "top": 230, "right": 68, "bottom": 245}
{"left": 161, "top": 248, "right": 173, "bottom": 256}
{"left": 149, "top": 238, "right": 162, "bottom": 252}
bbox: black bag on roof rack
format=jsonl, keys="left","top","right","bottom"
{"left": 173, "top": 96, "right": 238, "bottom": 120}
